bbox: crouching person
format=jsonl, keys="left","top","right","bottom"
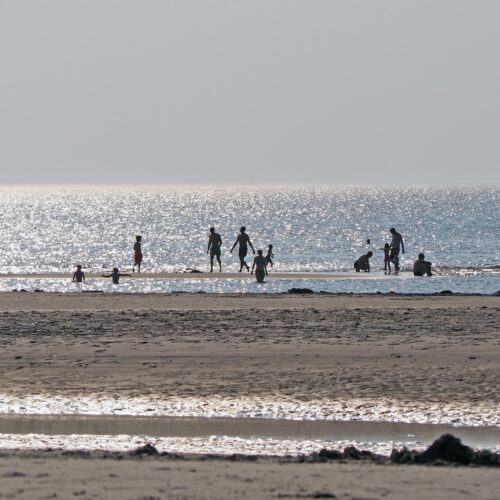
{"left": 354, "top": 251, "right": 373, "bottom": 272}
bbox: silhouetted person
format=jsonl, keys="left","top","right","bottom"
{"left": 230, "top": 226, "right": 255, "bottom": 272}
{"left": 382, "top": 243, "right": 391, "bottom": 274}
{"left": 133, "top": 235, "right": 142, "bottom": 273}
{"left": 207, "top": 227, "right": 222, "bottom": 272}
{"left": 251, "top": 249, "right": 268, "bottom": 283}
{"left": 389, "top": 228, "right": 405, "bottom": 272}
{"left": 72, "top": 264, "right": 85, "bottom": 283}
{"left": 354, "top": 251, "right": 373, "bottom": 272}
{"left": 413, "top": 253, "right": 433, "bottom": 276}
{"left": 102, "top": 267, "right": 131, "bottom": 284}
{"left": 266, "top": 244, "right": 274, "bottom": 268}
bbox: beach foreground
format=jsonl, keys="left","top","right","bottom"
{"left": 0, "top": 293, "right": 498, "bottom": 499}
{"left": 0, "top": 450, "right": 499, "bottom": 500}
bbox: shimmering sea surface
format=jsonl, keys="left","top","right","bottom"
{"left": 0, "top": 184, "right": 498, "bottom": 273}
{"left": 1, "top": 274, "right": 499, "bottom": 294}
{"left": 0, "top": 185, "right": 498, "bottom": 292}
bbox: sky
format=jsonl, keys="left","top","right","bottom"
{"left": 1, "top": 1, "right": 499, "bottom": 185}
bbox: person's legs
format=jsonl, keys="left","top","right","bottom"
{"left": 239, "top": 248, "right": 249, "bottom": 271}
{"left": 255, "top": 270, "right": 265, "bottom": 283}
{"left": 391, "top": 249, "right": 400, "bottom": 272}
{"left": 216, "top": 253, "right": 222, "bottom": 272}
{"left": 134, "top": 254, "right": 142, "bottom": 273}
{"left": 209, "top": 253, "right": 214, "bottom": 272}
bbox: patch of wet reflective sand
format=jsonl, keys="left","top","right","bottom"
{"left": 0, "top": 415, "right": 498, "bottom": 450}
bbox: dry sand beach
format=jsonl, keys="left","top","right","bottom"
{"left": 0, "top": 292, "right": 498, "bottom": 499}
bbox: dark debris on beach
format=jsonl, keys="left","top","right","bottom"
{"left": 305, "top": 434, "right": 499, "bottom": 467}
{"left": 3, "top": 434, "right": 498, "bottom": 468}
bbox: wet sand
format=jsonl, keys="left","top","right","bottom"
{"left": 0, "top": 293, "right": 498, "bottom": 498}
{"left": 0, "top": 414, "right": 497, "bottom": 448}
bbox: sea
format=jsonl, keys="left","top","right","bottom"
{"left": 1, "top": 185, "right": 499, "bottom": 456}
{"left": 0, "top": 185, "right": 498, "bottom": 294}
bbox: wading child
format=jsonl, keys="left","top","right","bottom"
{"left": 133, "top": 235, "right": 143, "bottom": 273}
{"left": 72, "top": 264, "right": 85, "bottom": 283}
{"left": 382, "top": 243, "right": 391, "bottom": 274}
{"left": 266, "top": 244, "right": 274, "bottom": 268}
{"left": 102, "top": 268, "right": 131, "bottom": 284}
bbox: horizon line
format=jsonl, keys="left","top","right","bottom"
{"left": 0, "top": 181, "right": 498, "bottom": 189}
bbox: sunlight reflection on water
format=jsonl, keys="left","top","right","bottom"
{"left": 0, "top": 185, "right": 498, "bottom": 274}
{"left": 1, "top": 274, "right": 499, "bottom": 294}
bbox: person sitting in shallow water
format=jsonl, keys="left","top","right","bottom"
{"left": 102, "top": 267, "right": 131, "bottom": 284}
{"left": 413, "top": 253, "right": 433, "bottom": 276}
{"left": 354, "top": 251, "right": 373, "bottom": 272}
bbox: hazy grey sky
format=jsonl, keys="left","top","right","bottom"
{"left": 1, "top": 1, "right": 499, "bottom": 185}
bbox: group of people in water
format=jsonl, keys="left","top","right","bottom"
{"left": 354, "top": 227, "right": 433, "bottom": 276}
{"left": 72, "top": 226, "right": 433, "bottom": 285}
{"left": 209, "top": 226, "right": 273, "bottom": 282}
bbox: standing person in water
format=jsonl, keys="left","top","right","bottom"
{"left": 102, "top": 268, "right": 131, "bottom": 284}
{"left": 389, "top": 228, "right": 405, "bottom": 273}
{"left": 266, "top": 244, "right": 274, "bottom": 268}
{"left": 133, "top": 235, "right": 143, "bottom": 273}
{"left": 230, "top": 226, "right": 255, "bottom": 272}
{"left": 72, "top": 264, "right": 85, "bottom": 283}
{"left": 207, "top": 227, "right": 222, "bottom": 272}
{"left": 381, "top": 243, "right": 391, "bottom": 274}
{"left": 251, "top": 249, "right": 268, "bottom": 283}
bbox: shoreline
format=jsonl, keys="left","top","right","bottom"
{"left": 0, "top": 271, "right": 395, "bottom": 280}
{"left": 0, "top": 292, "right": 498, "bottom": 310}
